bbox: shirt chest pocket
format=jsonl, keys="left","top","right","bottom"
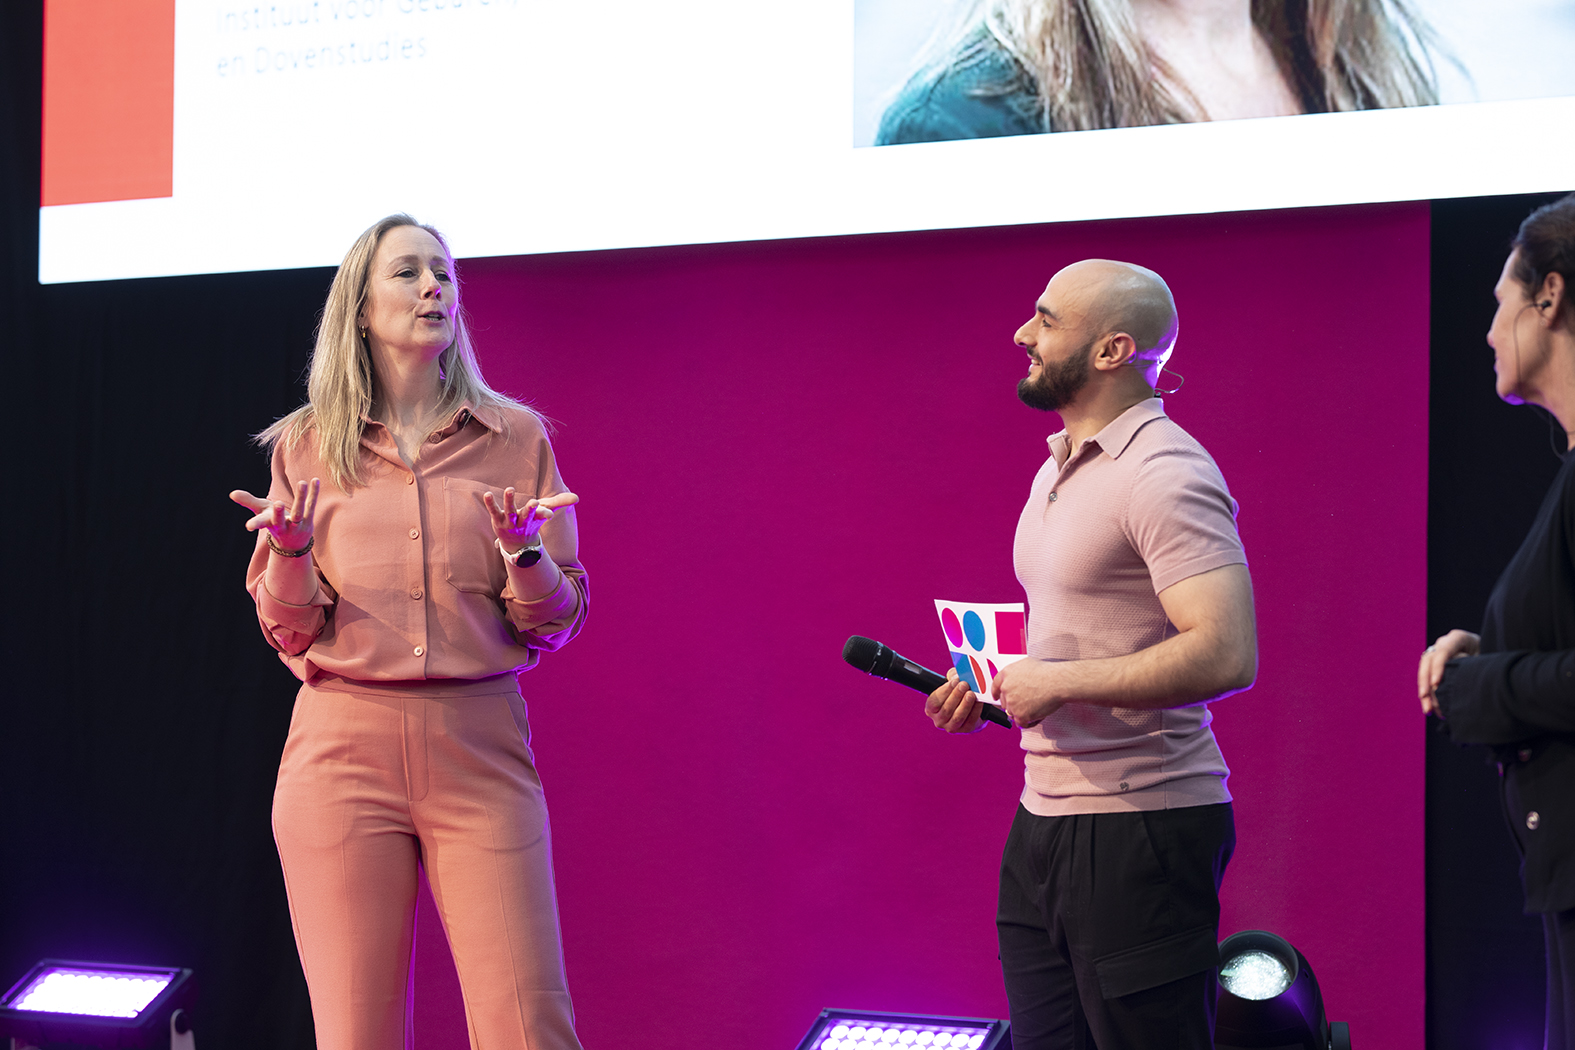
{"left": 442, "top": 478, "right": 508, "bottom": 596}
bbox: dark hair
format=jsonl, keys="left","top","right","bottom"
{"left": 1511, "top": 193, "right": 1575, "bottom": 322}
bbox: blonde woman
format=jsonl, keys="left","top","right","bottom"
{"left": 876, "top": 0, "right": 1441, "bottom": 143}
{"left": 229, "top": 214, "right": 587, "bottom": 1050}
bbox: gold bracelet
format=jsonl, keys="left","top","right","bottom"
{"left": 267, "top": 534, "right": 314, "bottom": 558}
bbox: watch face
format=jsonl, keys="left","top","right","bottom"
{"left": 515, "top": 545, "right": 544, "bottom": 567}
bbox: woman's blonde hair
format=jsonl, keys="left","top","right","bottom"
{"left": 258, "top": 214, "right": 530, "bottom": 490}
{"left": 928, "top": 0, "right": 1441, "bottom": 132}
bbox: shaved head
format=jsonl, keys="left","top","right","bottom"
{"left": 1048, "top": 259, "right": 1179, "bottom": 372}
{"left": 1015, "top": 259, "right": 1181, "bottom": 415}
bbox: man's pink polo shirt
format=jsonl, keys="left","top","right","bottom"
{"left": 1012, "top": 398, "right": 1247, "bottom": 816}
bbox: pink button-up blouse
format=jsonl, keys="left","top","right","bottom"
{"left": 246, "top": 402, "right": 587, "bottom": 690}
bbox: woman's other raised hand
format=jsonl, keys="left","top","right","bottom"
{"left": 483, "top": 486, "right": 578, "bottom": 551}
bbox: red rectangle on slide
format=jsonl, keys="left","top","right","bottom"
{"left": 995, "top": 610, "right": 1026, "bottom": 655}
{"left": 42, "top": 0, "right": 175, "bottom": 206}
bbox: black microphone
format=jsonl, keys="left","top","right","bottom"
{"left": 842, "top": 635, "right": 1012, "bottom": 727}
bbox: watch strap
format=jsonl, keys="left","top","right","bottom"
{"left": 497, "top": 537, "right": 545, "bottom": 568}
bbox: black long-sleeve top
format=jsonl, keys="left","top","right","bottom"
{"left": 1437, "top": 451, "right": 1575, "bottom": 912}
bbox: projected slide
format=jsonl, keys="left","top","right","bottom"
{"left": 38, "top": 0, "right": 1575, "bottom": 282}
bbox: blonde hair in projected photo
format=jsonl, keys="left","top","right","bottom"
{"left": 931, "top": 0, "right": 1442, "bottom": 132}
{"left": 258, "top": 214, "right": 530, "bottom": 491}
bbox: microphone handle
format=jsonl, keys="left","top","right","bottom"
{"left": 978, "top": 700, "right": 1014, "bottom": 728}
{"left": 890, "top": 657, "right": 1012, "bottom": 728}
{"left": 888, "top": 657, "right": 948, "bottom": 693}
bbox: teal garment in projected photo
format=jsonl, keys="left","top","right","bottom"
{"left": 875, "top": 31, "right": 1043, "bottom": 145}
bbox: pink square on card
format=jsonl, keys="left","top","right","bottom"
{"left": 995, "top": 611, "right": 1026, "bottom": 655}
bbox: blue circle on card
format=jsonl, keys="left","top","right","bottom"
{"left": 962, "top": 610, "right": 986, "bottom": 651}
{"left": 951, "top": 652, "right": 979, "bottom": 691}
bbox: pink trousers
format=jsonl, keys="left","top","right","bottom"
{"left": 273, "top": 677, "right": 582, "bottom": 1050}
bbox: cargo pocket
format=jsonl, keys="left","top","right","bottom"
{"left": 1093, "top": 924, "right": 1220, "bottom": 999}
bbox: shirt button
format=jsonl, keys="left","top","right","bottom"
{"left": 413, "top": 646, "right": 425, "bottom": 657}
{"left": 410, "top": 588, "right": 423, "bottom": 600}
{"left": 1527, "top": 811, "right": 1541, "bottom": 830}
{"left": 409, "top": 528, "right": 420, "bottom": 539}
{"left": 1048, "top": 492, "right": 1059, "bottom": 502}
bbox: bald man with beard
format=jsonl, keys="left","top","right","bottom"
{"left": 927, "top": 260, "right": 1258, "bottom": 1050}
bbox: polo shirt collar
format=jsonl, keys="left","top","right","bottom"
{"left": 1048, "top": 397, "right": 1168, "bottom": 461}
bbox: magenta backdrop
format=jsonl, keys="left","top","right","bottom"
{"left": 406, "top": 203, "right": 1431, "bottom": 1050}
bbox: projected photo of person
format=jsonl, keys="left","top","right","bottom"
{"left": 869, "top": 0, "right": 1441, "bottom": 144}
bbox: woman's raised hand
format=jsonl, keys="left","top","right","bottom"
{"left": 1417, "top": 628, "right": 1481, "bottom": 717}
{"left": 483, "top": 487, "right": 579, "bottom": 549}
{"left": 230, "top": 478, "right": 321, "bottom": 552}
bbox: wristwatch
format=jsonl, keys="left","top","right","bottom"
{"left": 497, "top": 537, "right": 544, "bottom": 568}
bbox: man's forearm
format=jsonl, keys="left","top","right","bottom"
{"left": 994, "top": 564, "right": 1257, "bottom": 722}
{"left": 1042, "top": 627, "right": 1256, "bottom": 710}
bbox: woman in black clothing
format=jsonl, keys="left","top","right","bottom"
{"left": 1419, "top": 192, "right": 1575, "bottom": 1048}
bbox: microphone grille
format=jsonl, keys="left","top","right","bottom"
{"left": 842, "top": 635, "right": 882, "bottom": 672}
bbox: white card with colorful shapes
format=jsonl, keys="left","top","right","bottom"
{"left": 935, "top": 600, "right": 1029, "bottom": 705}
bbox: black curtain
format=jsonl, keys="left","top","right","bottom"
{"left": 0, "top": 0, "right": 1564, "bottom": 1043}
{"left": 2, "top": 3, "right": 324, "bottom": 1046}
{"left": 1425, "top": 193, "right": 1567, "bottom": 1048}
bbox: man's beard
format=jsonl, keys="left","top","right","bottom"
{"left": 1017, "top": 341, "right": 1092, "bottom": 411}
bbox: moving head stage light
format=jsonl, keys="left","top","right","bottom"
{"left": 1215, "top": 931, "right": 1350, "bottom": 1050}
{"left": 0, "top": 961, "right": 194, "bottom": 1050}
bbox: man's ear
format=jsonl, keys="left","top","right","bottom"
{"left": 1093, "top": 332, "right": 1138, "bottom": 371}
